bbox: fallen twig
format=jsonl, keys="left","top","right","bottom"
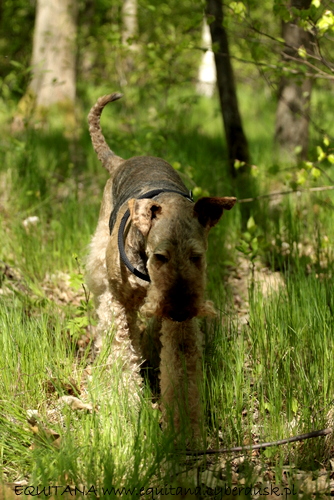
{"left": 185, "top": 427, "right": 332, "bottom": 456}
{"left": 237, "top": 185, "right": 334, "bottom": 204}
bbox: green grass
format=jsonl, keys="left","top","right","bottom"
{"left": 1, "top": 85, "right": 334, "bottom": 496}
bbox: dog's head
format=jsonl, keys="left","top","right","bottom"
{"left": 128, "top": 194, "right": 236, "bottom": 321}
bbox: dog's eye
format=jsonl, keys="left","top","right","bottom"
{"left": 154, "top": 253, "right": 169, "bottom": 264}
{"left": 190, "top": 254, "right": 202, "bottom": 265}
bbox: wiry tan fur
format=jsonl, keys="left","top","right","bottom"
{"left": 86, "top": 93, "right": 236, "bottom": 439}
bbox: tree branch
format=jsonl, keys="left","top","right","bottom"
{"left": 184, "top": 428, "right": 332, "bottom": 456}
{"left": 237, "top": 185, "right": 334, "bottom": 203}
{"left": 250, "top": 25, "right": 334, "bottom": 75}
{"left": 283, "top": 52, "right": 333, "bottom": 78}
{"left": 194, "top": 46, "right": 334, "bottom": 81}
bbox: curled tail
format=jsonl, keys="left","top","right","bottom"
{"left": 88, "top": 93, "right": 124, "bottom": 173}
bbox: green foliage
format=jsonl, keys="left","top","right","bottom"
{"left": 317, "top": 9, "right": 334, "bottom": 33}
{"left": 0, "top": 0, "right": 35, "bottom": 97}
{"left": 277, "top": 133, "right": 334, "bottom": 191}
{"left": 76, "top": 0, "right": 204, "bottom": 100}
{"left": 237, "top": 215, "right": 263, "bottom": 263}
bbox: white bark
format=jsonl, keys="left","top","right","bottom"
{"left": 30, "top": 0, "right": 77, "bottom": 108}
{"left": 122, "top": 0, "right": 138, "bottom": 47}
{"left": 197, "top": 21, "right": 216, "bottom": 97}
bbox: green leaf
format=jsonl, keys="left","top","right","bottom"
{"left": 247, "top": 216, "right": 256, "bottom": 232}
{"left": 298, "top": 46, "right": 307, "bottom": 59}
{"left": 317, "top": 10, "right": 334, "bottom": 33}
{"left": 243, "top": 231, "right": 252, "bottom": 242}
{"left": 310, "top": 167, "right": 321, "bottom": 179}
{"left": 296, "top": 169, "right": 307, "bottom": 185}
{"left": 291, "top": 397, "right": 298, "bottom": 414}
{"left": 236, "top": 240, "right": 250, "bottom": 255}
{"left": 251, "top": 237, "right": 258, "bottom": 252}
{"left": 264, "top": 447, "right": 277, "bottom": 458}
{"left": 66, "top": 317, "right": 89, "bottom": 337}
{"left": 323, "top": 135, "right": 330, "bottom": 147}
{"left": 193, "top": 186, "right": 203, "bottom": 197}
{"left": 264, "top": 401, "right": 272, "bottom": 412}
{"left": 69, "top": 273, "right": 84, "bottom": 291}
{"left": 303, "top": 161, "right": 313, "bottom": 170}
{"left": 234, "top": 159, "right": 245, "bottom": 170}
{"left": 10, "top": 60, "right": 25, "bottom": 69}
{"left": 273, "top": 3, "right": 291, "bottom": 22}
{"left": 250, "top": 165, "right": 259, "bottom": 178}
{"left": 317, "top": 145, "right": 326, "bottom": 162}
{"left": 230, "top": 1, "right": 247, "bottom": 18}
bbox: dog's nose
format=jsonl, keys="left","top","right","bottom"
{"left": 169, "top": 310, "right": 193, "bottom": 322}
{"left": 166, "top": 279, "right": 198, "bottom": 322}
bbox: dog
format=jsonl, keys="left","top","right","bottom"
{"left": 86, "top": 93, "right": 236, "bottom": 438}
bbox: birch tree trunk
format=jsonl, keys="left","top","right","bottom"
{"left": 29, "top": 0, "right": 77, "bottom": 109}
{"left": 120, "top": 0, "right": 138, "bottom": 86}
{"left": 206, "top": 0, "right": 249, "bottom": 176}
{"left": 122, "top": 0, "right": 138, "bottom": 48}
{"left": 197, "top": 21, "right": 216, "bottom": 97}
{"left": 275, "top": 0, "right": 314, "bottom": 161}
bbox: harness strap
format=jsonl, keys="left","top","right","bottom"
{"left": 116, "top": 188, "right": 193, "bottom": 282}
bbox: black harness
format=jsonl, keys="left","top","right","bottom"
{"left": 110, "top": 188, "right": 193, "bottom": 282}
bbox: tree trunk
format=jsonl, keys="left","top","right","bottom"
{"left": 206, "top": 0, "right": 249, "bottom": 176}
{"left": 119, "top": 0, "right": 138, "bottom": 86}
{"left": 122, "top": 0, "right": 138, "bottom": 47}
{"left": 197, "top": 20, "right": 216, "bottom": 97}
{"left": 275, "top": 0, "right": 314, "bottom": 161}
{"left": 29, "top": 0, "right": 77, "bottom": 109}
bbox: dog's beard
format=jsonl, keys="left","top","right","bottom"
{"left": 140, "top": 286, "right": 216, "bottom": 320}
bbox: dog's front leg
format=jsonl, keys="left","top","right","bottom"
{"left": 95, "top": 289, "right": 144, "bottom": 395}
{"left": 159, "top": 318, "right": 204, "bottom": 441}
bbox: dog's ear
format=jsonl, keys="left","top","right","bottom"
{"left": 128, "top": 198, "right": 162, "bottom": 236}
{"left": 194, "top": 196, "right": 237, "bottom": 229}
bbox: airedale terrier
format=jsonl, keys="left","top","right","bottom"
{"left": 86, "top": 93, "right": 236, "bottom": 437}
